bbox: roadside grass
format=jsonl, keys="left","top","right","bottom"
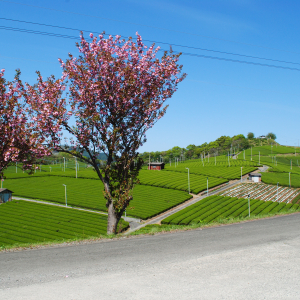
{"left": 0, "top": 234, "right": 114, "bottom": 252}
{"left": 130, "top": 209, "right": 300, "bottom": 236}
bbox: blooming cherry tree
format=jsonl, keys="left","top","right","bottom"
{"left": 27, "top": 32, "right": 186, "bottom": 234}
{"left": 0, "top": 70, "right": 50, "bottom": 177}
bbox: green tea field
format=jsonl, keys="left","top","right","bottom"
{"left": 161, "top": 195, "right": 300, "bottom": 226}
{"left": 163, "top": 166, "right": 257, "bottom": 180}
{"left": 3, "top": 177, "right": 192, "bottom": 220}
{"left": 0, "top": 200, "right": 115, "bottom": 247}
{"left": 138, "top": 170, "right": 227, "bottom": 193}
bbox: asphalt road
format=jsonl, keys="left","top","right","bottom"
{"left": 1, "top": 213, "right": 300, "bottom": 299}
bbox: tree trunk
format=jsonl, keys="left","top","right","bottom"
{"left": 107, "top": 200, "right": 119, "bottom": 234}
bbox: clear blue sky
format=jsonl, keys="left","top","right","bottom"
{"left": 1, "top": 0, "right": 300, "bottom": 152}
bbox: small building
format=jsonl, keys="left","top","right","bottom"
{"left": 249, "top": 173, "right": 262, "bottom": 183}
{"left": 148, "top": 162, "right": 165, "bottom": 170}
{"left": 0, "top": 188, "right": 13, "bottom": 203}
{"left": 257, "top": 135, "right": 266, "bottom": 139}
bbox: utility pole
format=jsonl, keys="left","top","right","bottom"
{"left": 241, "top": 167, "right": 243, "bottom": 183}
{"left": 248, "top": 194, "right": 251, "bottom": 217}
{"left": 186, "top": 168, "right": 190, "bottom": 194}
{"left": 63, "top": 184, "right": 67, "bottom": 206}
{"left": 207, "top": 177, "right": 209, "bottom": 196}
{"left": 73, "top": 156, "right": 77, "bottom": 178}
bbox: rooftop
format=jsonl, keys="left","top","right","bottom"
{"left": 149, "top": 162, "right": 165, "bottom": 166}
{"left": 0, "top": 188, "right": 14, "bottom": 193}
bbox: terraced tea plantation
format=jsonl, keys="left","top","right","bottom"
{"left": 162, "top": 195, "right": 300, "bottom": 226}
{"left": 3, "top": 177, "right": 192, "bottom": 219}
{"left": 220, "top": 183, "right": 300, "bottom": 203}
{"left": 243, "top": 145, "right": 300, "bottom": 158}
{"left": 3, "top": 164, "right": 99, "bottom": 180}
{"left": 138, "top": 170, "right": 227, "bottom": 193}
{"left": 165, "top": 157, "right": 258, "bottom": 168}
{"left": 163, "top": 166, "right": 257, "bottom": 180}
{"left": 261, "top": 172, "right": 300, "bottom": 188}
{"left": 0, "top": 200, "right": 114, "bottom": 247}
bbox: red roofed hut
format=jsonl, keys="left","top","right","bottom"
{"left": 148, "top": 162, "right": 165, "bottom": 170}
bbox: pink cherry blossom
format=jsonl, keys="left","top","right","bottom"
{"left": 26, "top": 32, "right": 185, "bottom": 234}
{"left": 0, "top": 70, "right": 51, "bottom": 176}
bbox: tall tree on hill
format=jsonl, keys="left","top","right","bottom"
{"left": 266, "top": 132, "right": 276, "bottom": 140}
{"left": 26, "top": 32, "right": 186, "bottom": 234}
{"left": 247, "top": 132, "right": 255, "bottom": 139}
{"left": 0, "top": 70, "right": 50, "bottom": 177}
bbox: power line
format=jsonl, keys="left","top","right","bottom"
{"left": 1, "top": 17, "right": 300, "bottom": 66}
{"left": 187, "top": 79, "right": 300, "bottom": 97}
{"left": 1, "top": 25, "right": 300, "bottom": 72}
{"left": 180, "top": 51, "right": 300, "bottom": 71}
{"left": 1, "top": 0, "right": 300, "bottom": 55}
{"left": 1, "top": 53, "right": 298, "bottom": 97}
{"left": 0, "top": 25, "right": 78, "bottom": 40}
{"left": 1, "top": 55, "right": 299, "bottom": 98}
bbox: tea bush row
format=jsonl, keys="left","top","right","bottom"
{"left": 162, "top": 195, "right": 300, "bottom": 225}
{"left": 0, "top": 200, "right": 112, "bottom": 247}
{"left": 3, "top": 177, "right": 192, "bottom": 220}
{"left": 163, "top": 166, "right": 256, "bottom": 180}
{"left": 138, "top": 170, "right": 227, "bottom": 194}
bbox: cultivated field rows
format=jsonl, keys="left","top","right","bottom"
{"left": 220, "top": 183, "right": 300, "bottom": 203}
